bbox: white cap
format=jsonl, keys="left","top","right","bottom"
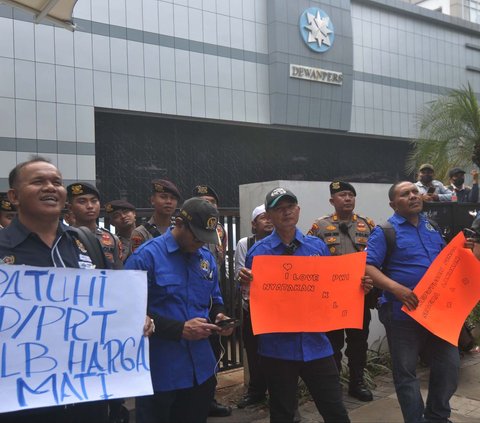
{"left": 251, "top": 204, "right": 266, "bottom": 222}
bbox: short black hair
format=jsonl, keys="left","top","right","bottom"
{"left": 388, "top": 181, "right": 412, "bottom": 201}
{"left": 8, "top": 156, "right": 53, "bottom": 188}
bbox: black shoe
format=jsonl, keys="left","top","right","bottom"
{"left": 209, "top": 399, "right": 233, "bottom": 417}
{"left": 348, "top": 381, "right": 373, "bottom": 402}
{"left": 237, "top": 393, "right": 266, "bottom": 409}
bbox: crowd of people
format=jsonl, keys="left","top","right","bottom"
{"left": 0, "top": 156, "right": 479, "bottom": 423}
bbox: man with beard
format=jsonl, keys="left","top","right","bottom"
{"left": 414, "top": 163, "right": 452, "bottom": 202}
{"left": 447, "top": 167, "right": 479, "bottom": 203}
{"left": 130, "top": 179, "right": 181, "bottom": 253}
{"left": 366, "top": 181, "right": 458, "bottom": 423}
{"left": 105, "top": 200, "right": 137, "bottom": 262}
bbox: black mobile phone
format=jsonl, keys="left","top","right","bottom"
{"left": 427, "top": 187, "right": 436, "bottom": 194}
{"left": 216, "top": 318, "right": 241, "bottom": 329}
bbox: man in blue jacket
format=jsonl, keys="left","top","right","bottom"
{"left": 125, "top": 197, "right": 234, "bottom": 423}
{"left": 366, "top": 181, "right": 458, "bottom": 423}
{"left": 238, "top": 188, "right": 350, "bottom": 423}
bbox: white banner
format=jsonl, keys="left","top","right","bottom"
{"left": 0, "top": 265, "right": 153, "bottom": 413}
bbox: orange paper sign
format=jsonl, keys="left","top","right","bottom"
{"left": 402, "top": 232, "right": 480, "bottom": 346}
{"left": 250, "top": 252, "right": 366, "bottom": 335}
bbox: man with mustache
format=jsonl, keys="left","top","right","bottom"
{"left": 366, "top": 181, "right": 458, "bottom": 423}
{"left": 414, "top": 163, "right": 452, "bottom": 202}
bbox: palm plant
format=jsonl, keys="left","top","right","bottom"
{"left": 407, "top": 84, "right": 480, "bottom": 181}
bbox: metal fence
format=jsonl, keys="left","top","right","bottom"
{"left": 101, "top": 207, "right": 244, "bottom": 372}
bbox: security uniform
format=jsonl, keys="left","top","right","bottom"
{"left": 130, "top": 215, "right": 174, "bottom": 253}
{"left": 367, "top": 213, "right": 459, "bottom": 423}
{"left": 125, "top": 228, "right": 225, "bottom": 422}
{"left": 0, "top": 218, "right": 108, "bottom": 422}
{"left": 307, "top": 213, "right": 374, "bottom": 386}
{"left": 95, "top": 226, "right": 123, "bottom": 269}
{"left": 245, "top": 228, "right": 349, "bottom": 423}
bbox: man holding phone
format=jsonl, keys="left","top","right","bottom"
{"left": 125, "top": 198, "right": 234, "bottom": 423}
{"left": 414, "top": 163, "right": 452, "bottom": 202}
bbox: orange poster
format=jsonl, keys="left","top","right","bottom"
{"left": 402, "top": 232, "right": 480, "bottom": 346}
{"left": 250, "top": 252, "right": 366, "bottom": 335}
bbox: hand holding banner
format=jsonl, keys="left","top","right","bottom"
{"left": 0, "top": 265, "right": 153, "bottom": 413}
{"left": 250, "top": 252, "right": 366, "bottom": 335}
{"left": 402, "top": 232, "right": 480, "bottom": 346}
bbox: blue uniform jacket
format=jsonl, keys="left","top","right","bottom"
{"left": 366, "top": 212, "right": 445, "bottom": 320}
{"left": 125, "top": 228, "right": 225, "bottom": 392}
{"left": 245, "top": 228, "right": 334, "bottom": 362}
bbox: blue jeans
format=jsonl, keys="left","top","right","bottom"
{"left": 379, "top": 303, "right": 459, "bottom": 423}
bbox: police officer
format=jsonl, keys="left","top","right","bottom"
{"left": 0, "top": 157, "right": 109, "bottom": 422}
{"left": 105, "top": 200, "right": 137, "bottom": 262}
{"left": 307, "top": 181, "right": 374, "bottom": 402}
{"left": 125, "top": 198, "right": 234, "bottom": 423}
{"left": 192, "top": 184, "right": 227, "bottom": 267}
{"left": 66, "top": 182, "right": 123, "bottom": 269}
{"left": 191, "top": 184, "right": 231, "bottom": 417}
{"left": 130, "top": 179, "right": 181, "bottom": 253}
{"left": 0, "top": 193, "right": 16, "bottom": 229}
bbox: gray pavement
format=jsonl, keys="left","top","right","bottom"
{"left": 209, "top": 349, "right": 480, "bottom": 422}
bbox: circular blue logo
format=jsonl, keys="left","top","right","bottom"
{"left": 299, "top": 8, "right": 334, "bottom": 53}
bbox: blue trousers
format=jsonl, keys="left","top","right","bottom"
{"left": 379, "top": 303, "right": 459, "bottom": 423}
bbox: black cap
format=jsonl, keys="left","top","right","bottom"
{"left": 0, "top": 197, "right": 15, "bottom": 212}
{"left": 265, "top": 187, "right": 298, "bottom": 210}
{"left": 192, "top": 185, "right": 219, "bottom": 204}
{"left": 329, "top": 181, "right": 356, "bottom": 196}
{"left": 151, "top": 179, "right": 181, "bottom": 200}
{"left": 448, "top": 167, "right": 466, "bottom": 178}
{"left": 66, "top": 182, "right": 100, "bottom": 200}
{"left": 105, "top": 200, "right": 136, "bottom": 214}
{"left": 179, "top": 198, "right": 220, "bottom": 244}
